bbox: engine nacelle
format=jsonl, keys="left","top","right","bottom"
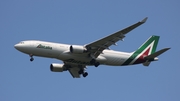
{"left": 50, "top": 63, "right": 67, "bottom": 72}
{"left": 70, "top": 45, "right": 87, "bottom": 54}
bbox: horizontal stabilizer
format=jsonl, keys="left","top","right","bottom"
{"left": 143, "top": 61, "right": 151, "bottom": 66}
{"left": 144, "top": 48, "right": 171, "bottom": 60}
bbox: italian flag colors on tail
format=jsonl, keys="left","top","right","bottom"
{"left": 122, "top": 36, "right": 159, "bottom": 65}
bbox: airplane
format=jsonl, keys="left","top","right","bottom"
{"left": 14, "top": 17, "right": 170, "bottom": 78}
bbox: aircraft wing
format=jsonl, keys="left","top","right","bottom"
{"left": 85, "top": 17, "right": 148, "bottom": 58}
{"left": 68, "top": 67, "right": 80, "bottom": 78}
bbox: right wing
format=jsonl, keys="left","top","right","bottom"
{"left": 85, "top": 17, "right": 148, "bottom": 58}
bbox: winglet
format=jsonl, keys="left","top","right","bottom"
{"left": 141, "top": 17, "right": 148, "bottom": 23}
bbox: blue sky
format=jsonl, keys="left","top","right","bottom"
{"left": 1, "top": 0, "right": 179, "bottom": 101}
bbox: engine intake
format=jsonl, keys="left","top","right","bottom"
{"left": 50, "top": 63, "right": 67, "bottom": 72}
{"left": 70, "top": 45, "right": 87, "bottom": 54}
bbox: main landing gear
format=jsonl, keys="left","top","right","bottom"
{"left": 78, "top": 69, "right": 88, "bottom": 78}
{"left": 83, "top": 72, "right": 88, "bottom": 77}
{"left": 29, "top": 54, "right": 34, "bottom": 62}
{"left": 90, "top": 59, "right": 100, "bottom": 67}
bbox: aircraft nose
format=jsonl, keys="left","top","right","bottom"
{"left": 14, "top": 41, "right": 32, "bottom": 53}
{"left": 14, "top": 44, "right": 20, "bottom": 50}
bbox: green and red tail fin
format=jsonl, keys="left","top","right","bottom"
{"left": 122, "top": 36, "right": 160, "bottom": 65}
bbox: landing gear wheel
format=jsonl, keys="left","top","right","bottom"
{"left": 90, "top": 59, "right": 100, "bottom": 67}
{"left": 30, "top": 58, "right": 34, "bottom": 62}
{"left": 83, "top": 72, "right": 88, "bottom": 77}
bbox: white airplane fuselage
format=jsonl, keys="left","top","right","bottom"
{"left": 15, "top": 40, "right": 132, "bottom": 66}
{"left": 14, "top": 17, "right": 170, "bottom": 78}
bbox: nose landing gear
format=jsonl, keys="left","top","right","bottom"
{"left": 29, "top": 54, "right": 34, "bottom": 62}
{"left": 30, "top": 57, "right": 34, "bottom": 61}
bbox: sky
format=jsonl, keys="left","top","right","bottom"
{"left": 0, "top": 0, "right": 179, "bottom": 101}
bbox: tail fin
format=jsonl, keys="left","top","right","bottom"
{"left": 122, "top": 36, "right": 170, "bottom": 66}
{"left": 135, "top": 35, "right": 159, "bottom": 56}
{"left": 133, "top": 36, "right": 160, "bottom": 66}
{"left": 133, "top": 36, "right": 171, "bottom": 66}
{"left": 122, "top": 36, "right": 160, "bottom": 65}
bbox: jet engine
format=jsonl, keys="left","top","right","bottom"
{"left": 50, "top": 63, "right": 67, "bottom": 72}
{"left": 70, "top": 45, "right": 87, "bottom": 54}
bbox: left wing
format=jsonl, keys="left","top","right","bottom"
{"left": 85, "top": 17, "right": 148, "bottom": 58}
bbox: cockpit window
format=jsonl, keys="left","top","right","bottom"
{"left": 19, "top": 41, "right": 24, "bottom": 44}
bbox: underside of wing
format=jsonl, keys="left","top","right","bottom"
{"left": 68, "top": 67, "right": 81, "bottom": 78}
{"left": 85, "top": 17, "right": 148, "bottom": 58}
{"left": 64, "top": 62, "right": 87, "bottom": 78}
